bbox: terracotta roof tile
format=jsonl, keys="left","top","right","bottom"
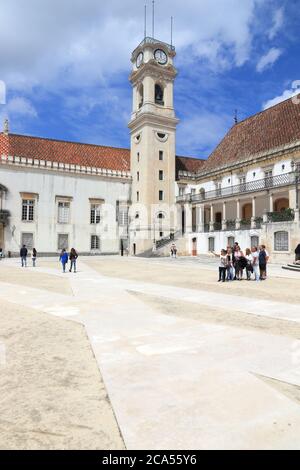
{"left": 0, "top": 133, "right": 131, "bottom": 172}
{"left": 203, "top": 95, "right": 300, "bottom": 173}
{"left": 0, "top": 131, "right": 204, "bottom": 178}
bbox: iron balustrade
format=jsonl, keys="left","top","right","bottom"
{"left": 176, "top": 172, "right": 295, "bottom": 204}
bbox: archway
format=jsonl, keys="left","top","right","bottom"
{"left": 274, "top": 198, "right": 289, "bottom": 212}
{"left": 242, "top": 203, "right": 252, "bottom": 219}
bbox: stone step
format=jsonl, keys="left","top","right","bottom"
{"left": 282, "top": 265, "right": 300, "bottom": 272}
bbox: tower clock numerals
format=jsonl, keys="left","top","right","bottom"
{"left": 136, "top": 52, "right": 144, "bottom": 68}
{"left": 154, "top": 49, "right": 167, "bottom": 65}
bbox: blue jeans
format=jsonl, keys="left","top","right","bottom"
{"left": 21, "top": 257, "right": 27, "bottom": 267}
{"left": 70, "top": 260, "right": 77, "bottom": 272}
{"left": 62, "top": 262, "right": 67, "bottom": 272}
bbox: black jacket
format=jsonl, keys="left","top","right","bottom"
{"left": 20, "top": 247, "right": 28, "bottom": 257}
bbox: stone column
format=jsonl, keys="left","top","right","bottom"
{"left": 251, "top": 196, "right": 256, "bottom": 229}
{"left": 222, "top": 202, "right": 227, "bottom": 230}
{"left": 209, "top": 204, "right": 214, "bottom": 231}
{"left": 236, "top": 199, "right": 241, "bottom": 229}
{"left": 197, "top": 205, "right": 204, "bottom": 232}
{"left": 185, "top": 203, "right": 193, "bottom": 234}
{"left": 269, "top": 193, "right": 274, "bottom": 212}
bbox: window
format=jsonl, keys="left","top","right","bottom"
{"left": 239, "top": 176, "right": 246, "bottom": 192}
{"left": 91, "top": 235, "right": 100, "bottom": 250}
{"left": 58, "top": 202, "right": 70, "bottom": 224}
{"left": 21, "top": 233, "right": 33, "bottom": 250}
{"left": 160, "top": 231, "right": 164, "bottom": 237}
{"left": 159, "top": 150, "right": 164, "bottom": 161}
{"left": 118, "top": 206, "right": 129, "bottom": 226}
{"left": 251, "top": 236, "right": 259, "bottom": 248}
{"left": 22, "top": 199, "right": 34, "bottom": 221}
{"left": 137, "top": 152, "right": 140, "bottom": 162}
{"left": 138, "top": 84, "right": 144, "bottom": 109}
{"left": 137, "top": 171, "right": 140, "bottom": 182}
{"left": 264, "top": 169, "right": 273, "bottom": 188}
{"left": 159, "top": 190, "right": 164, "bottom": 201}
{"left": 136, "top": 191, "right": 140, "bottom": 202}
{"left": 179, "top": 187, "right": 185, "bottom": 196}
{"left": 191, "top": 188, "right": 196, "bottom": 195}
{"left": 208, "top": 237, "right": 215, "bottom": 252}
{"left": 159, "top": 170, "right": 163, "bottom": 181}
{"left": 155, "top": 84, "right": 164, "bottom": 105}
{"left": 274, "top": 231, "right": 289, "bottom": 251}
{"left": 58, "top": 234, "right": 69, "bottom": 250}
{"left": 90, "top": 204, "right": 101, "bottom": 224}
{"left": 157, "top": 212, "right": 165, "bottom": 219}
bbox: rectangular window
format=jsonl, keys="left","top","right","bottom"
{"left": 21, "top": 232, "right": 33, "bottom": 250}
{"left": 137, "top": 191, "right": 140, "bottom": 202}
{"left": 274, "top": 231, "right": 289, "bottom": 251}
{"left": 91, "top": 235, "right": 100, "bottom": 250}
{"left": 159, "top": 151, "right": 163, "bottom": 161}
{"left": 22, "top": 199, "right": 34, "bottom": 222}
{"left": 137, "top": 171, "right": 140, "bottom": 182}
{"left": 58, "top": 202, "right": 70, "bottom": 224}
{"left": 159, "top": 190, "right": 164, "bottom": 201}
{"left": 118, "top": 206, "right": 129, "bottom": 226}
{"left": 208, "top": 237, "right": 215, "bottom": 252}
{"left": 58, "top": 234, "right": 69, "bottom": 250}
{"left": 137, "top": 152, "right": 140, "bottom": 162}
{"left": 159, "top": 170, "right": 163, "bottom": 181}
{"left": 264, "top": 169, "right": 273, "bottom": 188}
{"left": 160, "top": 231, "right": 164, "bottom": 238}
{"left": 90, "top": 204, "right": 101, "bottom": 224}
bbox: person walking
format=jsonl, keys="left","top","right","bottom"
{"left": 69, "top": 248, "right": 78, "bottom": 273}
{"left": 295, "top": 243, "right": 300, "bottom": 263}
{"left": 251, "top": 246, "right": 260, "bottom": 281}
{"left": 245, "top": 248, "right": 253, "bottom": 280}
{"left": 59, "top": 249, "right": 69, "bottom": 273}
{"left": 218, "top": 249, "right": 227, "bottom": 282}
{"left": 20, "top": 244, "right": 28, "bottom": 267}
{"left": 32, "top": 248, "right": 37, "bottom": 267}
{"left": 259, "top": 245, "right": 267, "bottom": 280}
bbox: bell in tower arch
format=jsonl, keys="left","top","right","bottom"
{"left": 155, "top": 84, "right": 164, "bottom": 105}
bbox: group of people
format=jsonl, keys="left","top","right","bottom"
{"left": 18, "top": 245, "right": 78, "bottom": 273}
{"left": 218, "top": 242, "right": 269, "bottom": 282}
{"left": 59, "top": 248, "right": 78, "bottom": 273}
{"left": 20, "top": 245, "right": 37, "bottom": 267}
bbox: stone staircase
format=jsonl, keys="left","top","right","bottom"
{"left": 282, "top": 263, "right": 300, "bottom": 273}
{"left": 137, "top": 231, "right": 188, "bottom": 258}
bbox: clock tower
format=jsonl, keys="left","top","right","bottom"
{"left": 128, "top": 37, "right": 179, "bottom": 255}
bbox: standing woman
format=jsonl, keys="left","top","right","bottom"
{"left": 234, "top": 245, "right": 243, "bottom": 280}
{"left": 59, "top": 249, "right": 69, "bottom": 273}
{"left": 259, "top": 245, "right": 267, "bottom": 280}
{"left": 32, "top": 248, "right": 37, "bottom": 267}
{"left": 245, "top": 248, "right": 253, "bottom": 280}
{"left": 69, "top": 248, "right": 78, "bottom": 273}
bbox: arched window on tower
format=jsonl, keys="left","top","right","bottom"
{"left": 138, "top": 84, "right": 144, "bottom": 109}
{"left": 155, "top": 84, "right": 164, "bottom": 106}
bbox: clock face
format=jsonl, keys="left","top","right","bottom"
{"left": 136, "top": 52, "right": 144, "bottom": 68}
{"left": 154, "top": 49, "right": 167, "bottom": 65}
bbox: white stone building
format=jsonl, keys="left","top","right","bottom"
{"left": 0, "top": 36, "right": 299, "bottom": 262}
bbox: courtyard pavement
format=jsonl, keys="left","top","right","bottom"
{"left": 0, "top": 255, "right": 300, "bottom": 449}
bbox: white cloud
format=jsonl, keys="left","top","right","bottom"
{"left": 0, "top": 0, "right": 269, "bottom": 91}
{"left": 256, "top": 47, "right": 282, "bottom": 73}
{"left": 263, "top": 84, "right": 300, "bottom": 110}
{"left": 177, "top": 112, "right": 231, "bottom": 156}
{"left": 6, "top": 97, "right": 37, "bottom": 117}
{"left": 268, "top": 7, "right": 284, "bottom": 40}
{"left": 0, "top": 80, "right": 6, "bottom": 104}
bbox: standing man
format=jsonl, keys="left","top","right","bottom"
{"left": 20, "top": 244, "right": 28, "bottom": 267}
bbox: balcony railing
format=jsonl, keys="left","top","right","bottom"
{"left": 267, "top": 209, "right": 295, "bottom": 223}
{"left": 176, "top": 172, "right": 295, "bottom": 204}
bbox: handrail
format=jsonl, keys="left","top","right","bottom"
{"left": 176, "top": 172, "right": 295, "bottom": 204}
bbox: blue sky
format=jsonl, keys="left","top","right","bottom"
{"left": 0, "top": 0, "right": 300, "bottom": 159}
